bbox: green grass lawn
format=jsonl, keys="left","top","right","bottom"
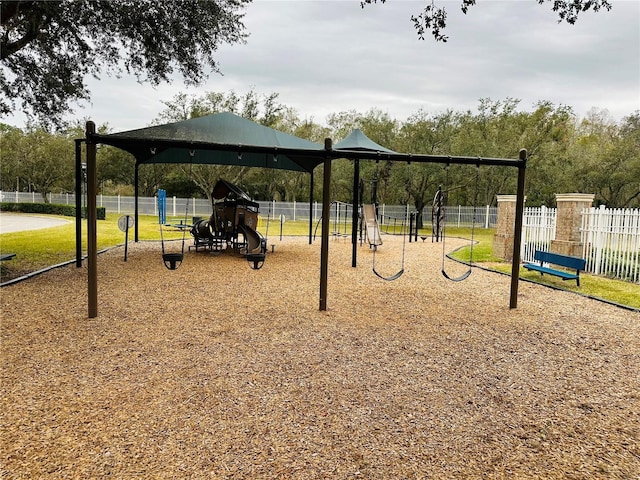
{"left": 2, "top": 215, "right": 639, "bottom": 310}
{"left": 444, "top": 227, "right": 640, "bottom": 310}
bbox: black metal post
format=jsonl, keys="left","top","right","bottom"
{"left": 509, "top": 149, "right": 528, "bottom": 309}
{"left": 75, "top": 139, "right": 83, "bottom": 267}
{"left": 86, "top": 121, "right": 98, "bottom": 318}
{"left": 134, "top": 162, "right": 140, "bottom": 242}
{"left": 308, "top": 169, "right": 314, "bottom": 244}
{"left": 351, "top": 159, "right": 359, "bottom": 267}
{"left": 319, "top": 139, "right": 332, "bottom": 311}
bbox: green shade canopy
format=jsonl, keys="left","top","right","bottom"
{"left": 90, "top": 112, "right": 325, "bottom": 173}
{"left": 334, "top": 128, "right": 396, "bottom": 154}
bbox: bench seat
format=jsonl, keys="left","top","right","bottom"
{"left": 523, "top": 250, "right": 586, "bottom": 286}
{"left": 523, "top": 263, "right": 578, "bottom": 281}
{"left": 0, "top": 253, "right": 16, "bottom": 261}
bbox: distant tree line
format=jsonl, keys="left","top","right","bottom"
{"left": 1, "top": 91, "right": 639, "bottom": 223}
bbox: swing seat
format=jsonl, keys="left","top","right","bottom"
{"left": 441, "top": 268, "right": 472, "bottom": 282}
{"left": 162, "top": 253, "right": 183, "bottom": 270}
{"left": 373, "top": 268, "right": 404, "bottom": 281}
{"left": 246, "top": 253, "right": 266, "bottom": 270}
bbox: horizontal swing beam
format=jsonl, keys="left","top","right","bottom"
{"left": 332, "top": 150, "right": 524, "bottom": 168}
{"left": 89, "top": 133, "right": 525, "bottom": 168}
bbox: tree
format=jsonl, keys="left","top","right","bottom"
{"left": 0, "top": 0, "right": 249, "bottom": 126}
{"left": 515, "top": 102, "right": 575, "bottom": 206}
{"left": 151, "top": 89, "right": 290, "bottom": 205}
{"left": 361, "top": 0, "right": 612, "bottom": 42}
{"left": 0, "top": 123, "right": 23, "bottom": 191}
{"left": 572, "top": 110, "right": 640, "bottom": 208}
{"left": 0, "top": 126, "right": 75, "bottom": 202}
{"left": 326, "top": 109, "right": 400, "bottom": 204}
{"left": 393, "top": 109, "right": 457, "bottom": 228}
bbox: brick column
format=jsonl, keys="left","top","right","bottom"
{"left": 492, "top": 195, "right": 522, "bottom": 261}
{"left": 550, "top": 193, "right": 594, "bottom": 257}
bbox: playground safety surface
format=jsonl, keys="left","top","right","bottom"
{"left": 1, "top": 235, "right": 638, "bottom": 478}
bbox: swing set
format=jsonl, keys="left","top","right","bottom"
{"left": 81, "top": 117, "right": 527, "bottom": 318}
{"left": 367, "top": 163, "right": 481, "bottom": 283}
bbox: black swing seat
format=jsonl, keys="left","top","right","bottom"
{"left": 441, "top": 268, "right": 472, "bottom": 282}
{"left": 162, "top": 253, "right": 184, "bottom": 270}
{"left": 246, "top": 253, "right": 266, "bottom": 270}
{"left": 373, "top": 268, "right": 404, "bottom": 281}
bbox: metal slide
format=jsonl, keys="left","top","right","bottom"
{"left": 362, "top": 204, "right": 383, "bottom": 247}
{"left": 238, "top": 224, "right": 265, "bottom": 255}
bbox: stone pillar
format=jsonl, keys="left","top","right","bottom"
{"left": 493, "top": 195, "right": 522, "bottom": 261}
{"left": 550, "top": 193, "right": 594, "bottom": 257}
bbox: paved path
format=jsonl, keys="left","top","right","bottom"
{"left": 0, "top": 213, "right": 71, "bottom": 234}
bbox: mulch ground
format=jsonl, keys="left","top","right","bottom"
{"left": 1, "top": 235, "right": 638, "bottom": 479}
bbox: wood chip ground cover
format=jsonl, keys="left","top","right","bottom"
{"left": 1, "top": 236, "right": 638, "bottom": 479}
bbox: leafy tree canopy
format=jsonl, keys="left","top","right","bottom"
{"left": 361, "top": 0, "right": 612, "bottom": 41}
{"left": 0, "top": 0, "right": 250, "bottom": 126}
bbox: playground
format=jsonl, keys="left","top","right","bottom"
{"left": 1, "top": 234, "right": 638, "bottom": 478}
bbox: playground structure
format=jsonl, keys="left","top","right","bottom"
{"left": 189, "top": 179, "right": 267, "bottom": 268}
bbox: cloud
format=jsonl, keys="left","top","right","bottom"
{"left": 4, "top": 0, "right": 638, "bottom": 131}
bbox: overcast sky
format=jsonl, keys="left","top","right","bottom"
{"left": 6, "top": 0, "right": 640, "bottom": 131}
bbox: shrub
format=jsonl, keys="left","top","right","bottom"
{"left": 0, "top": 202, "right": 106, "bottom": 220}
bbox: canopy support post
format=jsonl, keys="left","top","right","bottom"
{"left": 308, "top": 169, "right": 314, "bottom": 244}
{"left": 134, "top": 162, "right": 140, "bottom": 242}
{"left": 75, "top": 139, "right": 83, "bottom": 268}
{"left": 86, "top": 121, "right": 98, "bottom": 318}
{"left": 351, "top": 159, "right": 359, "bottom": 267}
{"left": 319, "top": 139, "right": 332, "bottom": 311}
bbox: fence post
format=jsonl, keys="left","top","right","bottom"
{"left": 485, "top": 205, "right": 490, "bottom": 228}
{"left": 550, "top": 193, "right": 594, "bottom": 257}
{"left": 293, "top": 200, "right": 296, "bottom": 221}
{"left": 492, "top": 195, "right": 522, "bottom": 261}
{"left": 594, "top": 204, "right": 607, "bottom": 275}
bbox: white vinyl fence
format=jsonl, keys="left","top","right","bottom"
{"left": 521, "top": 206, "right": 556, "bottom": 263}
{"left": 0, "top": 191, "right": 498, "bottom": 228}
{"left": 522, "top": 205, "right": 640, "bottom": 283}
{"left": 581, "top": 206, "right": 640, "bottom": 283}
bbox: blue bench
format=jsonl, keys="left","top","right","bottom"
{"left": 523, "top": 250, "right": 586, "bottom": 287}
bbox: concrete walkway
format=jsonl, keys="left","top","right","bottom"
{"left": 0, "top": 213, "right": 71, "bottom": 234}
